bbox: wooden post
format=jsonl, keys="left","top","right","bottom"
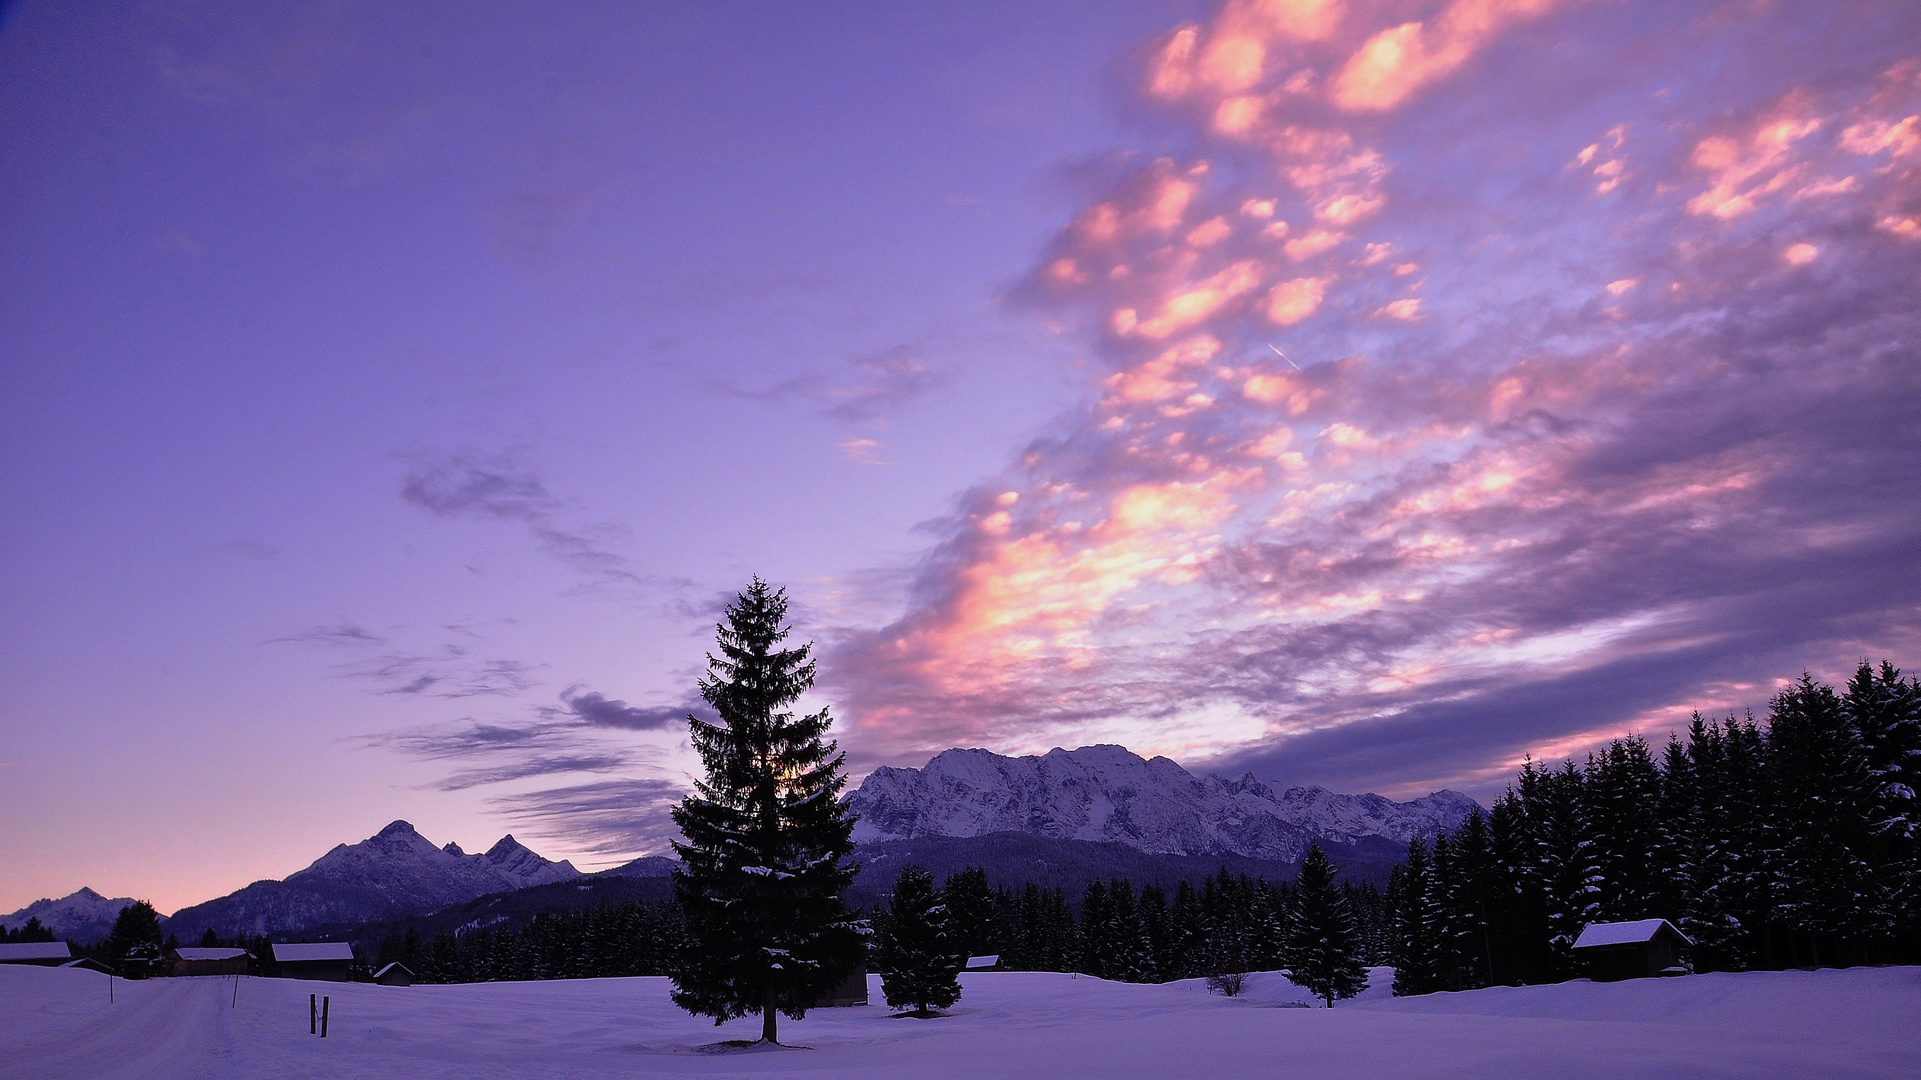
{"left": 109, "top": 974, "right": 113, "bottom": 1003}
{"left": 310, "top": 993, "right": 316, "bottom": 1034}
{"left": 232, "top": 974, "right": 239, "bottom": 1008}
{"left": 321, "top": 996, "right": 329, "bottom": 1038}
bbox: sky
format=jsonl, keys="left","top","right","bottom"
{"left": 2, "top": 0, "right": 1918, "bottom": 916}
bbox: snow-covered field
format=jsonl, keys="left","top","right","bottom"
{"left": 3, "top": 964, "right": 1915, "bottom": 1079}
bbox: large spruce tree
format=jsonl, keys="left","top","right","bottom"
{"left": 668, "top": 579, "right": 862, "bottom": 1044}
{"left": 878, "top": 866, "right": 963, "bottom": 1016}
{"left": 1283, "top": 845, "right": 1369, "bottom": 1007}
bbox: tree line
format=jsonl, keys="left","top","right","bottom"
{"left": 1388, "top": 661, "right": 1921, "bottom": 993}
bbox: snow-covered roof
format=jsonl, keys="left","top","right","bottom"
{"left": 0, "top": 941, "right": 72, "bottom": 961}
{"left": 1572, "top": 919, "right": 1691, "bottom": 949}
{"left": 375, "top": 962, "right": 413, "bottom": 977}
{"left": 272, "top": 942, "right": 354, "bottom": 962}
{"left": 967, "top": 954, "right": 1000, "bottom": 969}
{"left": 175, "top": 947, "right": 248, "bottom": 961}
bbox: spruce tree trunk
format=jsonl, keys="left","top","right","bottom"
{"left": 762, "top": 988, "right": 777, "bottom": 1043}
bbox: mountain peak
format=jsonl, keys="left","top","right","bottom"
{"left": 2, "top": 886, "right": 141, "bottom": 944}
{"left": 166, "top": 819, "right": 583, "bottom": 941}
{"left": 485, "top": 835, "right": 528, "bottom": 859}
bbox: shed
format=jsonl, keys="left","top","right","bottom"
{"left": 0, "top": 941, "right": 73, "bottom": 966}
{"left": 172, "top": 947, "right": 249, "bottom": 977}
{"left": 272, "top": 942, "right": 354, "bottom": 981}
{"left": 816, "top": 965, "right": 868, "bottom": 1007}
{"left": 965, "top": 954, "right": 1000, "bottom": 970}
{"left": 1571, "top": 919, "right": 1691, "bottom": 981}
{"left": 374, "top": 962, "right": 415, "bottom": 986}
{"left": 61, "top": 957, "right": 116, "bottom": 975}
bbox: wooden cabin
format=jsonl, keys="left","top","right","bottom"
{"left": 271, "top": 942, "right": 354, "bottom": 981}
{"left": 172, "top": 947, "right": 249, "bottom": 977}
{"left": 374, "top": 962, "right": 415, "bottom": 986}
{"left": 61, "top": 957, "right": 116, "bottom": 975}
{"left": 0, "top": 942, "right": 73, "bottom": 966}
{"left": 1571, "top": 919, "right": 1692, "bottom": 981}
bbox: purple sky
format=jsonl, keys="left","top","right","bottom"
{"left": 4, "top": 1, "right": 1918, "bottom": 915}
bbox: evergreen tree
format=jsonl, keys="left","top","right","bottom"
{"left": 1139, "top": 883, "right": 1172, "bottom": 980}
{"left": 104, "top": 901, "right": 163, "bottom": 976}
{"left": 940, "top": 867, "right": 997, "bottom": 960}
{"left": 1651, "top": 734, "right": 1696, "bottom": 924}
{"left": 1845, "top": 661, "right": 1921, "bottom": 944}
{"left": 1078, "top": 880, "right": 1112, "bottom": 978}
{"left": 1676, "top": 717, "right": 1749, "bottom": 970}
{"left": 1487, "top": 790, "right": 1547, "bottom": 984}
{"left": 668, "top": 579, "right": 863, "bottom": 1044}
{"left": 1446, "top": 810, "right": 1496, "bottom": 987}
{"left": 1767, "top": 675, "right": 1884, "bottom": 964}
{"left": 1585, "top": 738, "right": 1666, "bottom": 920}
{"left": 1429, "top": 831, "right": 1467, "bottom": 989}
{"left": 1390, "top": 838, "right": 1443, "bottom": 995}
{"left": 878, "top": 866, "right": 962, "bottom": 1016}
{"left": 1533, "top": 761, "right": 1601, "bottom": 976}
{"left": 1101, "top": 879, "right": 1154, "bottom": 982}
{"left": 1166, "top": 881, "right": 1206, "bottom": 980}
{"left": 1282, "top": 846, "right": 1369, "bottom": 1007}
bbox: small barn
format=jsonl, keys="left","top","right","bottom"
{"left": 373, "top": 962, "right": 414, "bottom": 986}
{"left": 172, "top": 947, "right": 249, "bottom": 977}
{"left": 0, "top": 942, "right": 73, "bottom": 966}
{"left": 272, "top": 942, "right": 354, "bottom": 982}
{"left": 61, "top": 957, "right": 116, "bottom": 975}
{"left": 1572, "top": 919, "right": 1691, "bottom": 981}
{"left": 816, "top": 965, "right": 868, "bottom": 1007}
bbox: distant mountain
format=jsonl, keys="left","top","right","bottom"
{"left": 1, "top": 887, "right": 142, "bottom": 945}
{"left": 166, "top": 821, "right": 580, "bottom": 940}
{"left": 846, "top": 745, "right": 1478, "bottom": 865}
{"left": 599, "top": 855, "right": 679, "bottom": 879}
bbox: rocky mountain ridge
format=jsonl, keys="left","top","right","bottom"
{"left": 846, "top": 744, "right": 1478, "bottom": 865}
{"left": 164, "top": 820, "right": 580, "bottom": 941}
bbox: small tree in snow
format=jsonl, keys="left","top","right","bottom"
{"left": 878, "top": 866, "right": 963, "bottom": 1016}
{"left": 1283, "top": 846, "right": 1369, "bottom": 1007}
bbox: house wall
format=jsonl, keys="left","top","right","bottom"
{"left": 173, "top": 957, "right": 248, "bottom": 977}
{"left": 278, "top": 959, "right": 351, "bottom": 982}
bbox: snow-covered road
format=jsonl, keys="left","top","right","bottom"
{"left": 2, "top": 964, "right": 1915, "bottom": 1079}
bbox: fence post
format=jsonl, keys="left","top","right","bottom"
{"left": 310, "top": 993, "right": 316, "bottom": 1034}
{"left": 321, "top": 995, "right": 329, "bottom": 1038}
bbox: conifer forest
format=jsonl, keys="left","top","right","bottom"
{"left": 361, "top": 660, "right": 1916, "bottom": 998}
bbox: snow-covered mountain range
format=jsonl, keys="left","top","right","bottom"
{"left": 847, "top": 745, "right": 1478, "bottom": 865}
{"left": 164, "top": 820, "right": 580, "bottom": 940}
{"left": 14, "top": 747, "right": 1474, "bottom": 943}
{"left": 0, "top": 886, "right": 142, "bottom": 944}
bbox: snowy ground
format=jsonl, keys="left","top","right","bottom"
{"left": 3, "top": 963, "right": 1915, "bottom": 1079}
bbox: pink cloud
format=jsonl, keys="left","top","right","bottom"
{"left": 827, "top": 9, "right": 1921, "bottom": 792}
